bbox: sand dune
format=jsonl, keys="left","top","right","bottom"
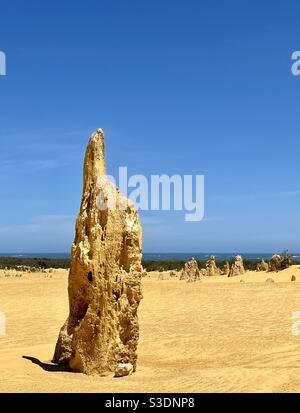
{"left": 1, "top": 266, "right": 300, "bottom": 392}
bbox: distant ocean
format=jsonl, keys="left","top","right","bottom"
{"left": 0, "top": 252, "right": 299, "bottom": 261}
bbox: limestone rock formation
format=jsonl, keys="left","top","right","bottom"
{"left": 205, "top": 256, "right": 221, "bottom": 276}
{"left": 268, "top": 255, "right": 281, "bottom": 272}
{"left": 257, "top": 259, "right": 269, "bottom": 272}
{"left": 269, "top": 254, "right": 292, "bottom": 272}
{"left": 228, "top": 255, "right": 245, "bottom": 277}
{"left": 179, "top": 268, "right": 186, "bottom": 280}
{"left": 265, "top": 277, "right": 275, "bottom": 284}
{"left": 114, "top": 362, "right": 133, "bottom": 377}
{"left": 180, "top": 258, "right": 201, "bottom": 282}
{"left": 222, "top": 261, "right": 230, "bottom": 276}
{"left": 53, "top": 129, "right": 143, "bottom": 377}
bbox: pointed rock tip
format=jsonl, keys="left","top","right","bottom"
{"left": 87, "top": 128, "right": 105, "bottom": 153}
{"left": 84, "top": 128, "right": 106, "bottom": 175}
{"left": 89, "top": 128, "right": 105, "bottom": 142}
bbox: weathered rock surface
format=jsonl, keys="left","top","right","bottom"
{"left": 53, "top": 320, "right": 72, "bottom": 365}
{"left": 269, "top": 254, "right": 292, "bottom": 272}
{"left": 268, "top": 255, "right": 281, "bottom": 272}
{"left": 53, "top": 129, "right": 143, "bottom": 377}
{"left": 257, "top": 259, "right": 269, "bottom": 272}
{"left": 180, "top": 258, "right": 201, "bottom": 282}
{"left": 114, "top": 362, "right": 133, "bottom": 377}
{"left": 205, "top": 256, "right": 221, "bottom": 276}
{"left": 229, "top": 255, "right": 245, "bottom": 277}
{"left": 222, "top": 261, "right": 230, "bottom": 276}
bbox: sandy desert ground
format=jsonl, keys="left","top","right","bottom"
{"left": 1, "top": 266, "right": 300, "bottom": 392}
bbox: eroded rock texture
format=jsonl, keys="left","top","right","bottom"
{"left": 269, "top": 254, "right": 292, "bottom": 272}
{"left": 222, "top": 261, "right": 230, "bottom": 276}
{"left": 180, "top": 258, "right": 201, "bottom": 282}
{"left": 228, "top": 255, "right": 245, "bottom": 277}
{"left": 205, "top": 256, "right": 221, "bottom": 276}
{"left": 257, "top": 259, "right": 269, "bottom": 272}
{"left": 269, "top": 255, "right": 281, "bottom": 272}
{"left": 53, "top": 129, "right": 143, "bottom": 376}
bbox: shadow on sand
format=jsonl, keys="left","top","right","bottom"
{"left": 22, "top": 356, "right": 71, "bottom": 372}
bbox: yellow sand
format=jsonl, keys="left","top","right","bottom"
{"left": 1, "top": 265, "right": 300, "bottom": 392}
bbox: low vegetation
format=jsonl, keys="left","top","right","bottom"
{"left": 0, "top": 257, "right": 70, "bottom": 271}
{"left": 1, "top": 256, "right": 298, "bottom": 272}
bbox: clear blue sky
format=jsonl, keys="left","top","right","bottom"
{"left": 0, "top": 0, "right": 300, "bottom": 253}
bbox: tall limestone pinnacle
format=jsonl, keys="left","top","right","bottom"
{"left": 53, "top": 129, "right": 143, "bottom": 377}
